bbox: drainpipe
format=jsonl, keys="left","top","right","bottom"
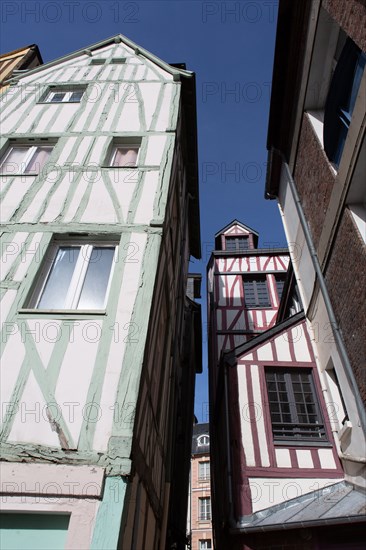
{"left": 223, "top": 362, "right": 235, "bottom": 527}
{"left": 279, "top": 154, "right": 366, "bottom": 434}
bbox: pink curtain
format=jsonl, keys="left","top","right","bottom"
{"left": 112, "top": 147, "right": 138, "bottom": 167}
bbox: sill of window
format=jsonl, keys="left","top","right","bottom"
{"left": 101, "top": 166, "right": 138, "bottom": 169}
{"left": 246, "top": 306, "right": 274, "bottom": 310}
{"left": 198, "top": 520, "right": 211, "bottom": 524}
{"left": 274, "top": 440, "right": 332, "bottom": 448}
{"left": 0, "top": 173, "right": 38, "bottom": 177}
{"left": 18, "top": 309, "right": 107, "bottom": 318}
{"left": 37, "top": 101, "right": 81, "bottom": 104}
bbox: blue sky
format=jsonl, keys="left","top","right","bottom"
{"left": 1, "top": 0, "right": 285, "bottom": 422}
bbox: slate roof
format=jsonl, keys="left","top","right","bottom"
{"left": 232, "top": 481, "right": 366, "bottom": 533}
{"left": 192, "top": 422, "right": 210, "bottom": 455}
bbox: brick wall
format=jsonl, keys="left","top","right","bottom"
{"left": 323, "top": 0, "right": 366, "bottom": 52}
{"left": 294, "top": 114, "right": 336, "bottom": 249}
{"left": 325, "top": 208, "right": 366, "bottom": 405}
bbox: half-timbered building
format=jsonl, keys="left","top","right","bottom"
{"left": 207, "top": 220, "right": 365, "bottom": 549}
{"left": 0, "top": 35, "right": 201, "bottom": 549}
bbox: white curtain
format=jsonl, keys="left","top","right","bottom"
{"left": 25, "top": 146, "right": 52, "bottom": 173}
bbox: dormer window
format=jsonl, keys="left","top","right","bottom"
{"left": 41, "top": 86, "right": 86, "bottom": 104}
{"left": 225, "top": 236, "right": 249, "bottom": 251}
{"left": 197, "top": 434, "right": 209, "bottom": 446}
{"left": 90, "top": 58, "right": 106, "bottom": 65}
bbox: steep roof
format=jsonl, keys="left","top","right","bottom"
{"left": 224, "top": 311, "right": 305, "bottom": 366}
{"left": 0, "top": 44, "right": 42, "bottom": 87}
{"left": 214, "top": 219, "right": 259, "bottom": 250}
{"left": 214, "top": 219, "right": 259, "bottom": 239}
{"left": 232, "top": 481, "right": 366, "bottom": 533}
{"left": 5, "top": 34, "right": 193, "bottom": 84}
{"left": 192, "top": 422, "right": 210, "bottom": 455}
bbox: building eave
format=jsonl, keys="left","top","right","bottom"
{"left": 228, "top": 481, "right": 366, "bottom": 534}
{"left": 6, "top": 34, "right": 194, "bottom": 84}
{"left": 212, "top": 247, "right": 289, "bottom": 258}
{"left": 214, "top": 219, "right": 259, "bottom": 239}
{"left": 224, "top": 311, "right": 305, "bottom": 366}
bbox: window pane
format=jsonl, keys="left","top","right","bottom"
{"left": 25, "top": 146, "right": 52, "bottom": 173}
{"left": 244, "top": 277, "right": 270, "bottom": 307}
{"left": 112, "top": 147, "right": 138, "bottom": 167}
{"left": 0, "top": 147, "right": 27, "bottom": 174}
{"left": 77, "top": 247, "right": 115, "bottom": 309}
{"left": 51, "top": 92, "right": 66, "bottom": 103}
{"left": 275, "top": 276, "right": 286, "bottom": 300}
{"left": 225, "top": 238, "right": 236, "bottom": 250}
{"left": 70, "top": 90, "right": 83, "bottom": 102}
{"left": 38, "top": 247, "right": 80, "bottom": 309}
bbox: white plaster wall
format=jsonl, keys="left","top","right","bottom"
{"left": 274, "top": 333, "right": 292, "bottom": 361}
{"left": 93, "top": 232, "right": 147, "bottom": 452}
{"left": 224, "top": 225, "right": 249, "bottom": 236}
{"left": 1, "top": 232, "right": 29, "bottom": 279}
{"left": 0, "top": 329, "right": 25, "bottom": 421}
{"left": 292, "top": 322, "right": 312, "bottom": 362}
{"left": 257, "top": 343, "right": 273, "bottom": 361}
{"left": 275, "top": 448, "right": 292, "bottom": 468}
{"left": 238, "top": 365, "right": 255, "bottom": 467}
{"left": 8, "top": 370, "right": 61, "bottom": 447}
{"left": 0, "top": 290, "right": 17, "bottom": 331}
{"left": 144, "top": 135, "right": 167, "bottom": 165}
{"left": 54, "top": 321, "right": 101, "bottom": 445}
{"left": 134, "top": 171, "right": 160, "bottom": 224}
{"left": 251, "top": 365, "right": 270, "bottom": 467}
{"left": 0, "top": 177, "right": 35, "bottom": 221}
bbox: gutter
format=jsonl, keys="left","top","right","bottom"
{"left": 229, "top": 514, "right": 366, "bottom": 535}
{"left": 273, "top": 151, "right": 366, "bottom": 434}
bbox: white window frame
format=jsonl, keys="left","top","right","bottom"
{"left": 43, "top": 88, "right": 85, "bottom": 103}
{"left": 109, "top": 143, "right": 140, "bottom": 168}
{"left": 0, "top": 144, "right": 53, "bottom": 175}
{"left": 198, "top": 497, "right": 211, "bottom": 521}
{"left": 27, "top": 240, "right": 118, "bottom": 311}
{"left": 198, "top": 461, "right": 210, "bottom": 480}
{"left": 199, "top": 540, "right": 212, "bottom": 550}
{"left": 197, "top": 434, "right": 209, "bottom": 447}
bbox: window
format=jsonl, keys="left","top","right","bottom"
{"left": 198, "top": 461, "right": 210, "bottom": 480}
{"left": 0, "top": 513, "right": 70, "bottom": 550}
{"left": 197, "top": 434, "right": 209, "bottom": 446}
{"left": 275, "top": 274, "right": 287, "bottom": 301}
{"left": 26, "top": 241, "right": 117, "bottom": 310}
{"left": 0, "top": 144, "right": 53, "bottom": 175}
{"left": 199, "top": 540, "right": 212, "bottom": 550}
{"left": 243, "top": 276, "right": 270, "bottom": 307}
{"left": 111, "top": 58, "right": 126, "bottom": 64}
{"left": 225, "top": 236, "right": 249, "bottom": 251}
{"left": 109, "top": 141, "right": 140, "bottom": 168}
{"left": 265, "top": 369, "right": 326, "bottom": 442}
{"left": 198, "top": 497, "right": 211, "bottom": 521}
{"left": 43, "top": 87, "right": 86, "bottom": 103}
{"left": 324, "top": 37, "right": 366, "bottom": 167}
{"left": 90, "top": 58, "right": 106, "bottom": 65}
